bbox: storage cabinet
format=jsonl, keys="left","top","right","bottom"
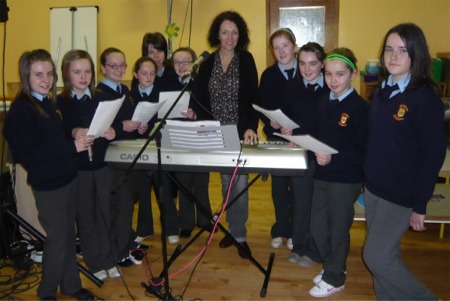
{"left": 360, "top": 76, "right": 378, "bottom": 102}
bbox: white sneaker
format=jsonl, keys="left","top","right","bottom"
{"left": 271, "top": 237, "right": 284, "bottom": 248}
{"left": 94, "top": 270, "right": 107, "bottom": 281}
{"left": 298, "top": 255, "right": 314, "bottom": 268}
{"left": 286, "top": 238, "right": 293, "bottom": 250}
{"left": 168, "top": 235, "right": 180, "bottom": 244}
{"left": 107, "top": 267, "right": 121, "bottom": 278}
{"left": 288, "top": 252, "right": 301, "bottom": 263}
{"left": 313, "top": 270, "right": 324, "bottom": 285}
{"left": 30, "top": 250, "right": 43, "bottom": 263}
{"left": 309, "top": 279, "right": 344, "bottom": 298}
{"left": 135, "top": 235, "right": 151, "bottom": 244}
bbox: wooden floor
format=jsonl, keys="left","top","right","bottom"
{"left": 2, "top": 173, "right": 450, "bottom": 301}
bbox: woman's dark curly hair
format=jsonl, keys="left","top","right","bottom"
{"left": 207, "top": 11, "right": 250, "bottom": 51}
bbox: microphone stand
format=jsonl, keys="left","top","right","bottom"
{"left": 121, "top": 79, "right": 193, "bottom": 301}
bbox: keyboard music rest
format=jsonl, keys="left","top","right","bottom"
{"left": 105, "top": 140, "right": 308, "bottom": 176}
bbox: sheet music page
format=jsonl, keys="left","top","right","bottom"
{"left": 131, "top": 100, "right": 166, "bottom": 124}
{"left": 161, "top": 122, "right": 241, "bottom": 152}
{"left": 87, "top": 95, "right": 125, "bottom": 138}
{"left": 165, "top": 120, "right": 220, "bottom": 127}
{"left": 252, "top": 104, "right": 300, "bottom": 129}
{"left": 274, "top": 133, "right": 338, "bottom": 155}
{"left": 158, "top": 91, "right": 190, "bottom": 119}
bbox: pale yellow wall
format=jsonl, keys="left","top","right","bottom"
{"left": 0, "top": 0, "right": 449, "bottom": 98}
{"left": 340, "top": 0, "right": 450, "bottom": 92}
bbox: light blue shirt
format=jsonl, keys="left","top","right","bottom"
{"left": 157, "top": 66, "right": 165, "bottom": 78}
{"left": 383, "top": 74, "right": 411, "bottom": 98}
{"left": 139, "top": 85, "right": 153, "bottom": 96}
{"left": 303, "top": 72, "right": 325, "bottom": 90}
{"left": 278, "top": 59, "right": 298, "bottom": 80}
{"left": 31, "top": 91, "right": 47, "bottom": 102}
{"left": 330, "top": 85, "right": 355, "bottom": 102}
{"left": 71, "top": 88, "right": 92, "bottom": 100}
{"left": 102, "top": 78, "right": 121, "bottom": 92}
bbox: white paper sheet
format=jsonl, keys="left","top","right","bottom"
{"left": 132, "top": 100, "right": 166, "bottom": 124}
{"left": 158, "top": 91, "right": 190, "bottom": 119}
{"left": 252, "top": 104, "right": 300, "bottom": 129}
{"left": 87, "top": 95, "right": 125, "bottom": 138}
{"left": 165, "top": 120, "right": 221, "bottom": 127}
{"left": 274, "top": 133, "right": 338, "bottom": 155}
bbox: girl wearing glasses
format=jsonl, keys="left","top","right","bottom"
{"left": 96, "top": 47, "right": 140, "bottom": 267}
{"left": 166, "top": 47, "right": 215, "bottom": 239}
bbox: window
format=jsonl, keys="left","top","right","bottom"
{"left": 267, "top": 0, "right": 339, "bottom": 65}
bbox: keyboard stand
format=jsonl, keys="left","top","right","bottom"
{"left": 160, "top": 171, "right": 275, "bottom": 298}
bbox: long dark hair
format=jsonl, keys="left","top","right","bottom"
{"left": 379, "top": 23, "right": 437, "bottom": 90}
{"left": 18, "top": 49, "right": 57, "bottom": 117}
{"left": 207, "top": 11, "right": 250, "bottom": 51}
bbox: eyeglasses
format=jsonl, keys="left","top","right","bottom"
{"left": 105, "top": 63, "right": 128, "bottom": 70}
{"left": 173, "top": 60, "right": 192, "bottom": 67}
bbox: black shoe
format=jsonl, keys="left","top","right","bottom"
{"left": 70, "top": 288, "right": 94, "bottom": 301}
{"left": 130, "top": 241, "right": 149, "bottom": 251}
{"left": 118, "top": 257, "right": 135, "bottom": 267}
{"left": 130, "top": 249, "right": 145, "bottom": 261}
{"left": 237, "top": 241, "right": 252, "bottom": 260}
{"left": 219, "top": 236, "right": 233, "bottom": 248}
{"left": 40, "top": 296, "right": 57, "bottom": 300}
{"left": 180, "top": 229, "right": 192, "bottom": 238}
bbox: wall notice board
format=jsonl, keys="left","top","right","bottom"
{"left": 50, "top": 6, "right": 98, "bottom": 87}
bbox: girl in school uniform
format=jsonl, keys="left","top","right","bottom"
{"left": 132, "top": 32, "right": 176, "bottom": 92}
{"left": 308, "top": 48, "right": 369, "bottom": 298}
{"left": 363, "top": 23, "right": 446, "bottom": 300}
{"left": 128, "top": 56, "right": 181, "bottom": 246}
{"left": 281, "top": 42, "right": 330, "bottom": 268}
{"left": 258, "top": 27, "right": 298, "bottom": 251}
{"left": 57, "top": 49, "right": 119, "bottom": 281}
{"left": 96, "top": 47, "right": 139, "bottom": 267}
{"left": 169, "top": 47, "right": 215, "bottom": 238}
{"left": 3, "top": 49, "right": 94, "bottom": 300}
{"left": 129, "top": 56, "right": 181, "bottom": 246}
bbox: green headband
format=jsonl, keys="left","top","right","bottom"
{"left": 325, "top": 53, "right": 356, "bottom": 70}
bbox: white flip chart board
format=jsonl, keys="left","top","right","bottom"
{"left": 50, "top": 6, "right": 98, "bottom": 87}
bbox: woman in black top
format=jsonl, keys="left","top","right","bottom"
{"left": 190, "top": 11, "right": 259, "bottom": 259}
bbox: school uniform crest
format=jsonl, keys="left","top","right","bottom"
{"left": 393, "top": 104, "right": 408, "bottom": 121}
{"left": 338, "top": 113, "right": 349, "bottom": 127}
